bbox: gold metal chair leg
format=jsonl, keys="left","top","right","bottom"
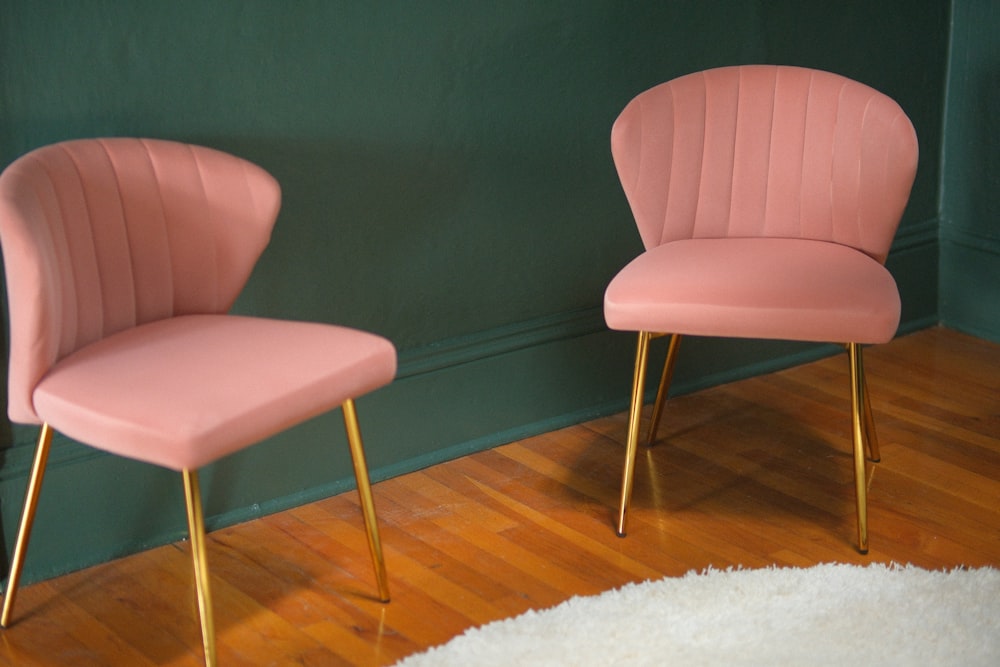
{"left": 1, "top": 424, "right": 54, "bottom": 628}
{"left": 844, "top": 343, "right": 880, "bottom": 462}
{"left": 858, "top": 350, "right": 881, "bottom": 462}
{"left": 182, "top": 469, "right": 217, "bottom": 667}
{"left": 342, "top": 398, "right": 390, "bottom": 603}
{"left": 646, "top": 334, "right": 682, "bottom": 445}
{"left": 848, "top": 343, "right": 869, "bottom": 554}
{"left": 617, "top": 331, "right": 652, "bottom": 537}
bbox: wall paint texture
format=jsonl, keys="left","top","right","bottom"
{"left": 941, "top": 0, "right": 1000, "bottom": 340}
{"left": 0, "top": 1, "right": 971, "bottom": 582}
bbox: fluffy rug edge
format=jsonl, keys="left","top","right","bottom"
{"left": 392, "top": 562, "right": 1000, "bottom": 667}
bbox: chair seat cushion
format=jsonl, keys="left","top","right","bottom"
{"left": 32, "top": 315, "right": 397, "bottom": 471}
{"left": 604, "top": 238, "right": 900, "bottom": 344}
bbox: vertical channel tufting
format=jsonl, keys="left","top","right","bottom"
{"left": 689, "top": 75, "right": 706, "bottom": 244}
{"left": 796, "top": 70, "right": 816, "bottom": 240}
{"left": 656, "top": 83, "right": 681, "bottom": 247}
{"left": 853, "top": 96, "right": 877, "bottom": 253}
{"left": 0, "top": 137, "right": 283, "bottom": 424}
{"left": 146, "top": 140, "right": 218, "bottom": 317}
{"left": 830, "top": 81, "right": 861, "bottom": 253}
{"left": 80, "top": 140, "right": 139, "bottom": 341}
{"left": 96, "top": 139, "right": 139, "bottom": 336}
{"left": 727, "top": 66, "right": 776, "bottom": 238}
{"left": 857, "top": 109, "right": 914, "bottom": 263}
{"left": 115, "top": 139, "right": 176, "bottom": 325}
{"left": 53, "top": 144, "right": 104, "bottom": 358}
{"left": 692, "top": 68, "right": 735, "bottom": 241}
{"left": 798, "top": 70, "right": 838, "bottom": 243}
{"left": 654, "top": 81, "right": 676, "bottom": 246}
{"left": 611, "top": 65, "right": 918, "bottom": 262}
{"left": 149, "top": 141, "right": 186, "bottom": 317}
{"left": 662, "top": 72, "right": 707, "bottom": 244}
{"left": 633, "top": 88, "right": 673, "bottom": 250}
{"left": 653, "top": 92, "right": 671, "bottom": 248}
{"left": 34, "top": 153, "right": 82, "bottom": 366}
{"left": 188, "top": 145, "right": 221, "bottom": 313}
{"left": 764, "top": 67, "right": 807, "bottom": 239}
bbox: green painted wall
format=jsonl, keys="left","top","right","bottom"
{"left": 941, "top": 0, "right": 1000, "bottom": 341}
{"left": 0, "top": 1, "right": 950, "bottom": 583}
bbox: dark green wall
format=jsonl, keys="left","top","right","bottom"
{"left": 941, "top": 0, "right": 1000, "bottom": 341}
{"left": 0, "top": 1, "right": 954, "bottom": 582}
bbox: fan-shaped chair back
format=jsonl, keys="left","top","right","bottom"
{"left": 0, "top": 139, "right": 392, "bottom": 665}
{"left": 0, "top": 137, "right": 280, "bottom": 424}
{"left": 605, "top": 66, "right": 919, "bottom": 553}
{"left": 611, "top": 65, "right": 918, "bottom": 260}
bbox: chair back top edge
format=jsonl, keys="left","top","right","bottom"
{"left": 611, "top": 65, "right": 919, "bottom": 258}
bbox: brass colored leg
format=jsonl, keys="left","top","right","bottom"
{"left": 848, "top": 343, "right": 869, "bottom": 554}
{"left": 1, "top": 424, "right": 54, "bottom": 628}
{"left": 182, "top": 469, "right": 217, "bottom": 667}
{"left": 858, "top": 350, "right": 881, "bottom": 462}
{"left": 342, "top": 399, "right": 390, "bottom": 603}
{"left": 617, "top": 331, "right": 652, "bottom": 537}
{"left": 844, "top": 343, "right": 880, "bottom": 462}
{"left": 646, "top": 334, "right": 682, "bottom": 445}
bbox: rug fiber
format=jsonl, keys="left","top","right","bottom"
{"left": 394, "top": 563, "right": 1000, "bottom": 666}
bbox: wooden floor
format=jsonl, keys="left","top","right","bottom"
{"left": 1, "top": 326, "right": 998, "bottom": 665}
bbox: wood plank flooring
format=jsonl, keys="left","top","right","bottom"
{"left": 1, "top": 326, "right": 997, "bottom": 665}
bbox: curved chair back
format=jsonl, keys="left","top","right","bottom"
{"left": 0, "top": 138, "right": 281, "bottom": 424}
{"left": 611, "top": 65, "right": 918, "bottom": 261}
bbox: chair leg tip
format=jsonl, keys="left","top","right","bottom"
{"left": 615, "top": 530, "right": 626, "bottom": 538}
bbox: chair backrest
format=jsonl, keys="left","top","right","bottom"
{"left": 611, "top": 65, "right": 919, "bottom": 260}
{"left": 0, "top": 138, "right": 281, "bottom": 424}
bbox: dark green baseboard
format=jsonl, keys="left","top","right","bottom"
{"left": 939, "top": 229, "right": 1000, "bottom": 343}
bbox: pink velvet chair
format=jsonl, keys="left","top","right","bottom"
{"left": 0, "top": 138, "right": 397, "bottom": 664}
{"left": 605, "top": 65, "right": 919, "bottom": 552}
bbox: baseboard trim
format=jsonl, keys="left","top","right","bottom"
{"left": 1, "top": 309, "right": 942, "bottom": 484}
{"left": 939, "top": 223, "right": 1000, "bottom": 255}
{"left": 892, "top": 217, "right": 939, "bottom": 251}
{"left": 396, "top": 306, "right": 603, "bottom": 379}
{"left": 939, "top": 222, "right": 1000, "bottom": 343}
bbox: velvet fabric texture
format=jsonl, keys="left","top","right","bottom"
{"left": 605, "top": 65, "right": 919, "bottom": 344}
{"left": 0, "top": 138, "right": 396, "bottom": 470}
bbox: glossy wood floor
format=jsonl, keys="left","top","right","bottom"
{"left": 1, "top": 327, "right": 997, "bottom": 666}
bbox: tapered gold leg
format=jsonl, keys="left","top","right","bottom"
{"left": 848, "top": 343, "right": 869, "bottom": 554}
{"left": 858, "top": 352, "right": 881, "bottom": 462}
{"left": 182, "top": 469, "right": 216, "bottom": 667}
{"left": 342, "top": 399, "right": 390, "bottom": 603}
{"left": 617, "top": 331, "right": 652, "bottom": 537}
{"left": 646, "top": 334, "right": 682, "bottom": 445}
{"left": 1, "top": 424, "right": 54, "bottom": 628}
{"left": 844, "top": 343, "right": 880, "bottom": 462}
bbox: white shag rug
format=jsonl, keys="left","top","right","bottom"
{"left": 394, "top": 563, "right": 1000, "bottom": 667}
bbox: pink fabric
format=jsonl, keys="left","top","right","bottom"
{"left": 1, "top": 138, "right": 281, "bottom": 424}
{"left": 606, "top": 65, "right": 918, "bottom": 344}
{"left": 605, "top": 238, "right": 900, "bottom": 344}
{"left": 32, "top": 315, "right": 396, "bottom": 471}
{"left": 611, "top": 65, "right": 918, "bottom": 261}
{"left": 0, "top": 138, "right": 397, "bottom": 471}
